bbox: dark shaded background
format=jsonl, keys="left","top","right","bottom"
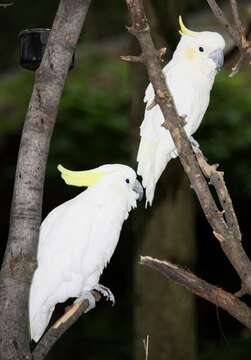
{"left": 1, "top": 1, "right": 251, "bottom": 359}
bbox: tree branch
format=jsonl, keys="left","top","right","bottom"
{"left": 140, "top": 256, "right": 251, "bottom": 330}
{"left": 125, "top": 0, "right": 251, "bottom": 327}
{"left": 206, "top": 0, "right": 239, "bottom": 43}
{"left": 229, "top": 53, "right": 245, "bottom": 78}
{"left": 193, "top": 148, "right": 251, "bottom": 295}
{"left": 0, "top": 0, "right": 91, "bottom": 359}
{"left": 32, "top": 291, "right": 101, "bottom": 360}
{"left": 206, "top": 0, "right": 251, "bottom": 74}
{"left": 125, "top": 0, "right": 251, "bottom": 294}
{"left": 194, "top": 149, "right": 239, "bottom": 234}
{"left": 229, "top": 0, "right": 245, "bottom": 38}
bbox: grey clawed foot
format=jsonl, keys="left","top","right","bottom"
{"left": 93, "top": 284, "right": 115, "bottom": 306}
{"left": 74, "top": 291, "right": 96, "bottom": 313}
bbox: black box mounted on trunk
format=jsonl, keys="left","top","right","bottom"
{"left": 18, "top": 28, "right": 75, "bottom": 71}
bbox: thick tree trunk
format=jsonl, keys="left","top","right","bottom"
{"left": 0, "top": 1, "right": 91, "bottom": 359}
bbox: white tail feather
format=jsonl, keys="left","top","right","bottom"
{"left": 137, "top": 138, "right": 158, "bottom": 207}
{"left": 30, "top": 305, "right": 54, "bottom": 342}
{"left": 137, "top": 137, "right": 174, "bottom": 206}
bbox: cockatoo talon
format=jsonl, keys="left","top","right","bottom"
{"left": 93, "top": 284, "right": 115, "bottom": 306}
{"left": 74, "top": 291, "right": 96, "bottom": 313}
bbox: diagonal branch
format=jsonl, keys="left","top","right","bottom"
{"left": 125, "top": 0, "right": 251, "bottom": 297}
{"left": 229, "top": 53, "right": 245, "bottom": 78}
{"left": 125, "top": 0, "right": 251, "bottom": 327}
{"left": 32, "top": 291, "right": 101, "bottom": 360}
{"left": 194, "top": 148, "right": 251, "bottom": 295}
{"left": 141, "top": 256, "right": 251, "bottom": 330}
{"left": 194, "top": 149, "right": 239, "bottom": 235}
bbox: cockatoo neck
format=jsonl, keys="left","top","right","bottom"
{"left": 81, "top": 179, "right": 138, "bottom": 218}
{"left": 170, "top": 55, "right": 217, "bottom": 91}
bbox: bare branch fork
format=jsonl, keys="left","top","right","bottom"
{"left": 125, "top": 0, "right": 251, "bottom": 328}
{"left": 206, "top": 0, "right": 251, "bottom": 76}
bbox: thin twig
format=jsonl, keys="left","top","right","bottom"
{"left": 120, "top": 54, "right": 144, "bottom": 63}
{"left": 229, "top": 53, "right": 245, "bottom": 78}
{"left": 143, "top": 334, "right": 150, "bottom": 360}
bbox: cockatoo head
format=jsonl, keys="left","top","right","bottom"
{"left": 175, "top": 16, "right": 225, "bottom": 76}
{"left": 57, "top": 164, "right": 144, "bottom": 204}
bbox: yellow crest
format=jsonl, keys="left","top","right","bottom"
{"left": 179, "top": 16, "right": 197, "bottom": 37}
{"left": 57, "top": 164, "right": 105, "bottom": 187}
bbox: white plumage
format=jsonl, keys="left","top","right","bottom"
{"left": 137, "top": 18, "right": 225, "bottom": 206}
{"left": 29, "top": 164, "right": 143, "bottom": 342}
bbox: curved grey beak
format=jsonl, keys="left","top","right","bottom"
{"left": 209, "top": 48, "right": 224, "bottom": 71}
{"left": 133, "top": 179, "right": 144, "bottom": 201}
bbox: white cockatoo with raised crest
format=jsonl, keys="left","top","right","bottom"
{"left": 137, "top": 16, "right": 225, "bottom": 206}
{"left": 29, "top": 164, "right": 143, "bottom": 342}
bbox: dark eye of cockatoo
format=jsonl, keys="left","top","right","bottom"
{"left": 125, "top": 178, "right": 130, "bottom": 184}
{"left": 199, "top": 46, "right": 204, "bottom": 52}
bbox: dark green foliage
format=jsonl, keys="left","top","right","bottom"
{"left": 0, "top": 72, "right": 33, "bottom": 138}
{"left": 200, "top": 71, "right": 251, "bottom": 196}
{"left": 50, "top": 54, "right": 131, "bottom": 175}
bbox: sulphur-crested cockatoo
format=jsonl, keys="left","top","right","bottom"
{"left": 29, "top": 164, "right": 143, "bottom": 342}
{"left": 137, "top": 16, "right": 225, "bottom": 206}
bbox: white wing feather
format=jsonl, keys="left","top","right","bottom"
{"left": 29, "top": 188, "right": 130, "bottom": 341}
{"left": 137, "top": 62, "right": 209, "bottom": 206}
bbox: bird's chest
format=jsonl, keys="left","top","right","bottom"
{"left": 167, "top": 72, "right": 210, "bottom": 134}
{"left": 76, "top": 202, "right": 127, "bottom": 276}
{"left": 167, "top": 74, "right": 200, "bottom": 114}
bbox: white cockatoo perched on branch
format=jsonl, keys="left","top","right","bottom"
{"left": 29, "top": 164, "right": 143, "bottom": 342}
{"left": 137, "top": 16, "right": 225, "bottom": 206}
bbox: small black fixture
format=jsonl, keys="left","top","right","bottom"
{"left": 18, "top": 28, "right": 75, "bottom": 71}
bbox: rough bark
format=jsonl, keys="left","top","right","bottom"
{"left": 141, "top": 257, "right": 251, "bottom": 329}
{"left": 125, "top": 0, "right": 251, "bottom": 329}
{"left": 130, "top": 2, "right": 197, "bottom": 359}
{"left": 0, "top": 1, "right": 91, "bottom": 359}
